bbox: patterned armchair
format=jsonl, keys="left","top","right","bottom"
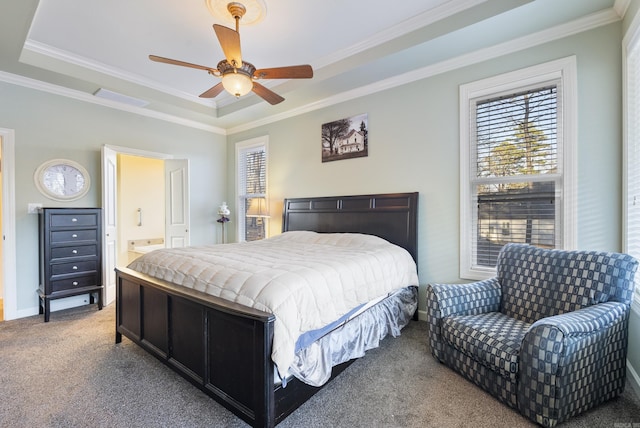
{"left": 426, "top": 243, "right": 638, "bottom": 427}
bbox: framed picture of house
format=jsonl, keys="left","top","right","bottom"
{"left": 321, "top": 113, "right": 368, "bottom": 162}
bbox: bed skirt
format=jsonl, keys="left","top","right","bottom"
{"left": 288, "top": 286, "right": 417, "bottom": 386}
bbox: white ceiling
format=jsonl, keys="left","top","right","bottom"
{"left": 0, "top": 0, "right": 625, "bottom": 134}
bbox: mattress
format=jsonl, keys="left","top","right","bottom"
{"left": 127, "top": 231, "right": 419, "bottom": 378}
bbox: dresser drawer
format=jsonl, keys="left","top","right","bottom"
{"left": 50, "top": 213, "right": 98, "bottom": 228}
{"left": 50, "top": 244, "right": 98, "bottom": 261}
{"left": 50, "top": 275, "right": 99, "bottom": 293}
{"left": 51, "top": 260, "right": 98, "bottom": 276}
{"left": 51, "top": 229, "right": 97, "bottom": 244}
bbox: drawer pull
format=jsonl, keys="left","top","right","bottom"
{"left": 72, "top": 266, "right": 78, "bottom": 270}
{"left": 72, "top": 249, "right": 78, "bottom": 254}
{"left": 71, "top": 218, "right": 78, "bottom": 222}
{"left": 72, "top": 281, "right": 79, "bottom": 286}
{"left": 71, "top": 234, "right": 78, "bottom": 238}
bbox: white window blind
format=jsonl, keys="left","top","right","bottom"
{"left": 624, "top": 18, "right": 640, "bottom": 303}
{"left": 471, "top": 85, "right": 561, "bottom": 267}
{"left": 237, "top": 137, "right": 268, "bottom": 242}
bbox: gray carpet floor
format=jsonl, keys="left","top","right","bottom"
{"left": 1, "top": 303, "right": 640, "bottom": 427}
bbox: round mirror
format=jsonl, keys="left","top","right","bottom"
{"left": 34, "top": 159, "right": 91, "bottom": 201}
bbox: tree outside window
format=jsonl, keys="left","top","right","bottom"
{"left": 472, "top": 86, "right": 559, "bottom": 267}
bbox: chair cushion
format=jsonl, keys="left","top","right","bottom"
{"left": 441, "top": 312, "right": 531, "bottom": 380}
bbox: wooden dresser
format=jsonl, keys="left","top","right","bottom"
{"left": 38, "top": 208, "right": 103, "bottom": 322}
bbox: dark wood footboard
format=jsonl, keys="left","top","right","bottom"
{"left": 116, "top": 267, "right": 277, "bottom": 427}
{"left": 116, "top": 267, "right": 357, "bottom": 427}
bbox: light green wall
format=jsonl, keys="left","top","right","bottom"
{"left": 0, "top": 82, "right": 226, "bottom": 314}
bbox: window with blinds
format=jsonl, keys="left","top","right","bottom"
{"left": 624, "top": 19, "right": 640, "bottom": 302}
{"left": 471, "top": 85, "right": 561, "bottom": 267}
{"left": 460, "top": 58, "right": 576, "bottom": 279}
{"left": 237, "top": 137, "right": 268, "bottom": 242}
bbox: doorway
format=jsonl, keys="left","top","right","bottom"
{"left": 118, "top": 154, "right": 166, "bottom": 267}
{"left": 101, "top": 145, "right": 190, "bottom": 306}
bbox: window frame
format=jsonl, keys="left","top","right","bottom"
{"left": 235, "top": 135, "right": 269, "bottom": 242}
{"left": 623, "top": 11, "right": 640, "bottom": 307}
{"left": 459, "top": 57, "right": 577, "bottom": 280}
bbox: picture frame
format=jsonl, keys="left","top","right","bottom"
{"left": 321, "top": 113, "right": 368, "bottom": 162}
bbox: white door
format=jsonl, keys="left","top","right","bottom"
{"left": 101, "top": 146, "right": 118, "bottom": 306}
{"left": 0, "top": 129, "right": 16, "bottom": 320}
{"left": 165, "top": 159, "right": 190, "bottom": 248}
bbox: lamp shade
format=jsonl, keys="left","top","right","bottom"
{"left": 246, "top": 197, "right": 269, "bottom": 217}
{"left": 222, "top": 72, "right": 253, "bottom": 97}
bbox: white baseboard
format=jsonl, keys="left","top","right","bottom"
{"left": 628, "top": 359, "right": 640, "bottom": 398}
{"left": 7, "top": 294, "right": 92, "bottom": 321}
{"left": 418, "top": 309, "right": 428, "bottom": 321}
{"left": 12, "top": 306, "right": 39, "bottom": 320}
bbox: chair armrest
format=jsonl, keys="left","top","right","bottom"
{"left": 518, "top": 301, "right": 630, "bottom": 426}
{"left": 426, "top": 278, "right": 501, "bottom": 361}
{"left": 528, "top": 301, "right": 628, "bottom": 337}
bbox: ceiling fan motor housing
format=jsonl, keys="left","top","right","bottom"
{"left": 217, "top": 59, "right": 255, "bottom": 77}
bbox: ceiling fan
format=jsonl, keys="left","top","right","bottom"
{"left": 149, "top": 2, "right": 313, "bottom": 105}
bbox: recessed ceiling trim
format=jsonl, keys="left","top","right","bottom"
{"left": 227, "top": 7, "right": 621, "bottom": 135}
{"left": 21, "top": 39, "right": 218, "bottom": 108}
{"left": 614, "top": 0, "right": 631, "bottom": 18}
{"left": 313, "top": 0, "right": 487, "bottom": 69}
{"left": 94, "top": 88, "right": 149, "bottom": 107}
{"left": 0, "top": 71, "right": 226, "bottom": 135}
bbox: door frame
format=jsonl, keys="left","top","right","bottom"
{"left": 101, "top": 144, "right": 188, "bottom": 305}
{"left": 0, "top": 128, "right": 17, "bottom": 320}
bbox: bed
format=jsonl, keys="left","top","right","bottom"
{"left": 114, "top": 192, "right": 418, "bottom": 427}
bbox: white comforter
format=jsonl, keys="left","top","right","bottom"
{"left": 127, "top": 231, "right": 419, "bottom": 377}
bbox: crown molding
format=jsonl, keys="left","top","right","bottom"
{"left": 227, "top": 7, "right": 621, "bottom": 134}
{"left": 22, "top": 39, "right": 217, "bottom": 108}
{"left": 313, "top": 0, "right": 486, "bottom": 69}
{"left": 0, "top": 71, "right": 226, "bottom": 135}
{"left": 614, "top": 0, "right": 631, "bottom": 18}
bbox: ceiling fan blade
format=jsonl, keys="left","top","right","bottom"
{"left": 213, "top": 24, "right": 242, "bottom": 68}
{"left": 199, "top": 83, "right": 225, "bottom": 98}
{"left": 149, "top": 55, "right": 216, "bottom": 73}
{"left": 252, "top": 82, "right": 285, "bottom": 105}
{"left": 253, "top": 65, "right": 313, "bottom": 79}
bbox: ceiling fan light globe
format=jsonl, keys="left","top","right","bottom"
{"left": 222, "top": 72, "right": 253, "bottom": 97}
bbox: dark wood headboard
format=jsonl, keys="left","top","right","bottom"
{"left": 282, "top": 192, "right": 418, "bottom": 262}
